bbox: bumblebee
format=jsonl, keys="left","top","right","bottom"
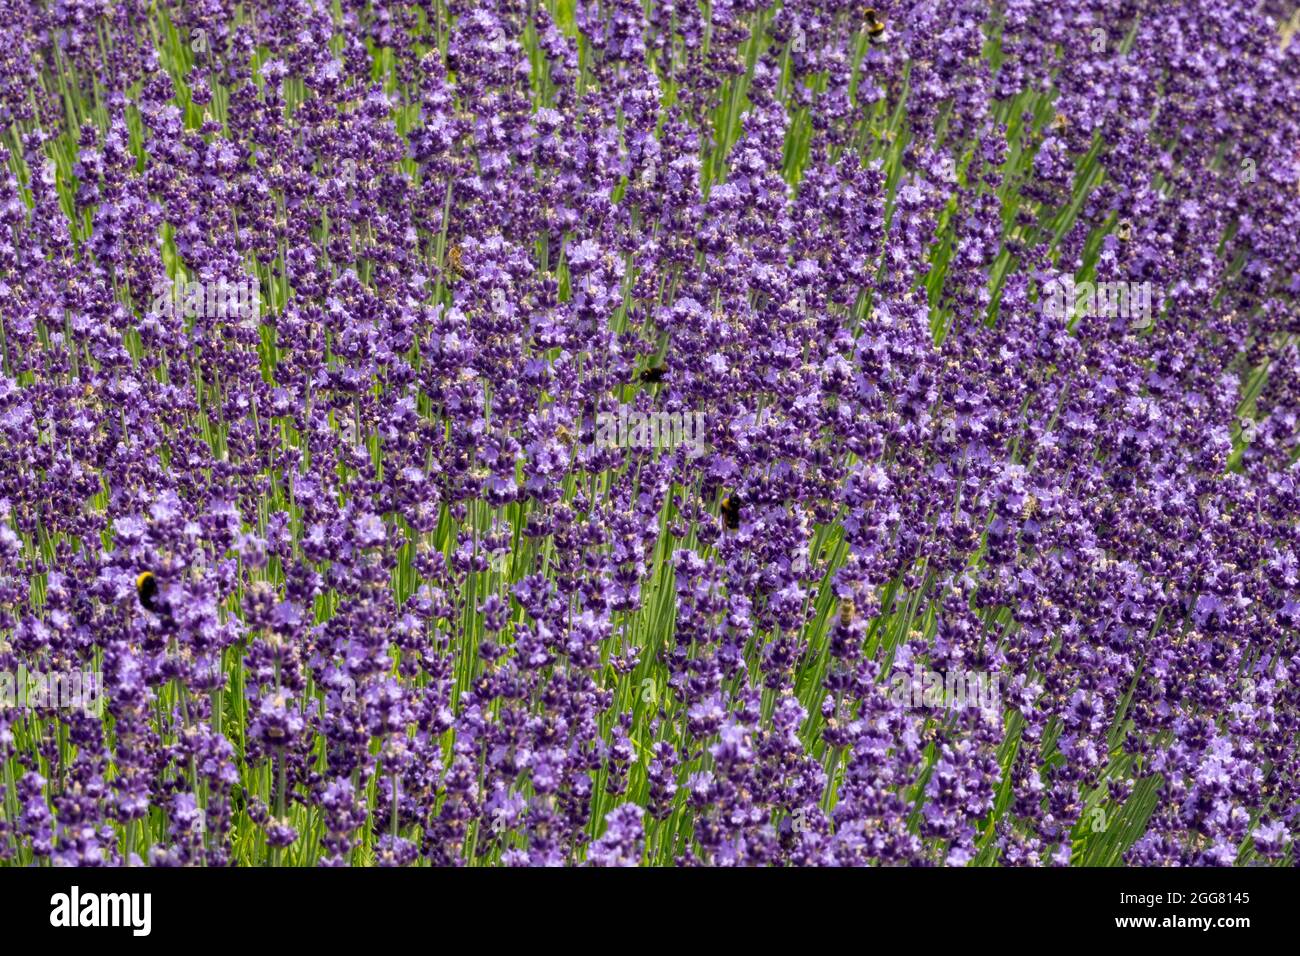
{"left": 136, "top": 571, "right": 161, "bottom": 613}
{"left": 1116, "top": 219, "right": 1132, "bottom": 242}
{"left": 867, "top": 11, "right": 887, "bottom": 42}
{"left": 720, "top": 494, "right": 742, "bottom": 530}
{"left": 639, "top": 363, "right": 667, "bottom": 384}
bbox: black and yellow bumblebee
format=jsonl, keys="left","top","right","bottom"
{"left": 639, "top": 362, "right": 668, "bottom": 384}
{"left": 136, "top": 571, "right": 160, "bottom": 612}
{"left": 720, "top": 493, "right": 742, "bottom": 530}
{"left": 1116, "top": 219, "right": 1132, "bottom": 242}
{"left": 136, "top": 571, "right": 174, "bottom": 625}
{"left": 866, "top": 8, "right": 887, "bottom": 42}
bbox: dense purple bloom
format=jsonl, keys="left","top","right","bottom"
{"left": 0, "top": 0, "right": 1297, "bottom": 869}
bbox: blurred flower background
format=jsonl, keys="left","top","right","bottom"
{"left": 1, "top": 0, "right": 1299, "bottom": 866}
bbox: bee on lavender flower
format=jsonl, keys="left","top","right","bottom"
{"left": 720, "top": 493, "right": 742, "bottom": 530}
{"left": 640, "top": 362, "right": 668, "bottom": 384}
{"left": 866, "top": 8, "right": 887, "bottom": 42}
{"left": 136, "top": 570, "right": 178, "bottom": 628}
{"left": 136, "top": 571, "right": 161, "bottom": 613}
{"left": 446, "top": 244, "right": 466, "bottom": 279}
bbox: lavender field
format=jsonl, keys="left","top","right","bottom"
{"left": 1, "top": 0, "right": 1299, "bottom": 868}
